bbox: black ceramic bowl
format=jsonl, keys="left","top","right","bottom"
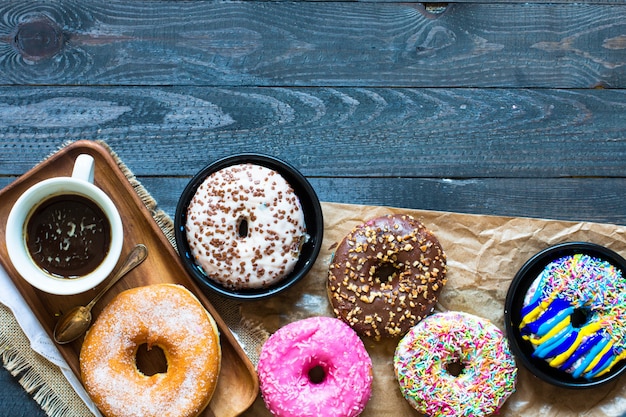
{"left": 174, "top": 154, "right": 324, "bottom": 300}
{"left": 504, "top": 241, "right": 626, "bottom": 389}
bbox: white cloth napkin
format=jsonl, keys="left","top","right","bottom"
{"left": 0, "top": 263, "right": 102, "bottom": 417}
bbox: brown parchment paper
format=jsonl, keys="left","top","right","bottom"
{"left": 240, "top": 202, "right": 626, "bottom": 417}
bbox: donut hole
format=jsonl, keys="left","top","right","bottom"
{"left": 135, "top": 343, "right": 168, "bottom": 376}
{"left": 374, "top": 261, "right": 401, "bottom": 283}
{"left": 237, "top": 217, "right": 249, "bottom": 238}
{"left": 571, "top": 307, "right": 591, "bottom": 328}
{"left": 445, "top": 357, "right": 465, "bottom": 377}
{"left": 307, "top": 365, "right": 326, "bottom": 384}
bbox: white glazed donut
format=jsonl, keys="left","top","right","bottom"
{"left": 185, "top": 163, "right": 307, "bottom": 290}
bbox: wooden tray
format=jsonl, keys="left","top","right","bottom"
{"left": 0, "top": 140, "right": 258, "bottom": 417}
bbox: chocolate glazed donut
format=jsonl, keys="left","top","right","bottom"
{"left": 327, "top": 214, "right": 447, "bottom": 340}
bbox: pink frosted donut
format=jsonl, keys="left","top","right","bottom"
{"left": 258, "top": 316, "right": 373, "bottom": 417}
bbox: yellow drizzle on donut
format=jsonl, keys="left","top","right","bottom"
{"left": 519, "top": 254, "right": 626, "bottom": 379}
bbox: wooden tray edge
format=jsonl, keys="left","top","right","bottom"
{"left": 0, "top": 139, "right": 259, "bottom": 416}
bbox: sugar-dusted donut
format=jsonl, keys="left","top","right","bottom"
{"left": 328, "top": 214, "right": 447, "bottom": 340}
{"left": 258, "top": 316, "right": 373, "bottom": 417}
{"left": 519, "top": 253, "right": 626, "bottom": 379}
{"left": 185, "top": 163, "right": 307, "bottom": 290}
{"left": 394, "top": 311, "right": 517, "bottom": 417}
{"left": 79, "top": 284, "right": 221, "bottom": 417}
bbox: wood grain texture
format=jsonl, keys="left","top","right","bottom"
{"left": 0, "top": 367, "right": 47, "bottom": 417}
{"left": 1, "top": 1, "right": 626, "bottom": 416}
{"left": 135, "top": 176, "right": 626, "bottom": 226}
{"left": 2, "top": 175, "right": 625, "bottom": 225}
{"left": 0, "top": 2, "right": 626, "bottom": 87}
{"left": 1, "top": 87, "right": 625, "bottom": 177}
{"left": 376, "top": 0, "right": 626, "bottom": 3}
{"left": 0, "top": 141, "right": 258, "bottom": 417}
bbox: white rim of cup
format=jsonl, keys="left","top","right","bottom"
{"left": 5, "top": 177, "right": 123, "bottom": 295}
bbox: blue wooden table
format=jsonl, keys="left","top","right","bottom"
{"left": 1, "top": 0, "right": 626, "bottom": 416}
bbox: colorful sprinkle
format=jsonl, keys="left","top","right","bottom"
{"left": 394, "top": 311, "right": 517, "bottom": 417}
{"left": 520, "top": 253, "right": 626, "bottom": 379}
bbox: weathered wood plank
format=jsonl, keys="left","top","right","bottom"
{"left": 0, "top": 2, "right": 625, "bottom": 87}
{"left": 1, "top": 1, "right": 624, "bottom": 416}
{"left": 376, "top": 0, "right": 626, "bottom": 3}
{"left": 136, "top": 177, "right": 626, "bottom": 226}
{"left": 2, "top": 175, "right": 624, "bottom": 225}
{"left": 1, "top": 87, "right": 625, "bottom": 178}
{"left": 0, "top": 367, "right": 46, "bottom": 417}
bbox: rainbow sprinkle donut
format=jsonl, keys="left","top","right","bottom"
{"left": 519, "top": 253, "right": 626, "bottom": 379}
{"left": 394, "top": 311, "right": 517, "bottom": 417}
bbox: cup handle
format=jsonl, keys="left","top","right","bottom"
{"left": 71, "top": 154, "right": 95, "bottom": 183}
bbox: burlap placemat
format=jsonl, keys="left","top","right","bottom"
{"left": 0, "top": 304, "right": 92, "bottom": 417}
{"left": 0, "top": 141, "right": 267, "bottom": 417}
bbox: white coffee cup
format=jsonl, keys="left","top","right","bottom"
{"left": 5, "top": 154, "right": 123, "bottom": 295}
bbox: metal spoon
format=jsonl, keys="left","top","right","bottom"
{"left": 53, "top": 244, "right": 148, "bottom": 344}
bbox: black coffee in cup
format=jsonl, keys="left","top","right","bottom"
{"left": 25, "top": 194, "right": 111, "bottom": 278}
